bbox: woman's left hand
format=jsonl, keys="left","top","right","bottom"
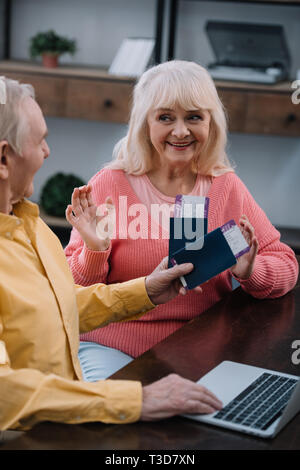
{"left": 230, "top": 215, "right": 259, "bottom": 280}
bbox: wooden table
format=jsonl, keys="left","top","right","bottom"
{"left": 1, "top": 264, "right": 300, "bottom": 450}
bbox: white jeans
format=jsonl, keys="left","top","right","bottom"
{"left": 78, "top": 341, "right": 133, "bottom": 382}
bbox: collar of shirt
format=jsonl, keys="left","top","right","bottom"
{"left": 0, "top": 199, "right": 39, "bottom": 240}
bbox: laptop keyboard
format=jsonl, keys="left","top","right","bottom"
{"left": 214, "top": 372, "right": 298, "bottom": 430}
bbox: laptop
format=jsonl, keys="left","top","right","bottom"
{"left": 206, "top": 21, "right": 291, "bottom": 84}
{"left": 183, "top": 361, "right": 300, "bottom": 438}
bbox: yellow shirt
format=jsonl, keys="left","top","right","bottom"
{"left": 0, "top": 199, "right": 154, "bottom": 431}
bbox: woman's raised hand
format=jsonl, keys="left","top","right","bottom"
{"left": 66, "top": 184, "right": 114, "bottom": 251}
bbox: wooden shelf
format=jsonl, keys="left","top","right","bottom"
{"left": 0, "top": 60, "right": 294, "bottom": 92}
{"left": 0, "top": 60, "right": 135, "bottom": 123}
{"left": 0, "top": 60, "right": 293, "bottom": 90}
{"left": 0, "top": 60, "right": 299, "bottom": 135}
{"left": 0, "top": 60, "right": 135, "bottom": 83}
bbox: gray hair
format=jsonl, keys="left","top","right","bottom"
{"left": 0, "top": 77, "right": 35, "bottom": 155}
{"left": 106, "top": 60, "right": 234, "bottom": 176}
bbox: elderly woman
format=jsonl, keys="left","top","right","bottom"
{"left": 65, "top": 60, "right": 298, "bottom": 382}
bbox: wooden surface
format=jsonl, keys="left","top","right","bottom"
{"left": 0, "top": 60, "right": 134, "bottom": 82}
{"left": 1, "top": 258, "right": 300, "bottom": 450}
{"left": 65, "top": 78, "right": 132, "bottom": 123}
{"left": 1, "top": 70, "right": 133, "bottom": 124}
{"left": 244, "top": 92, "right": 300, "bottom": 136}
{"left": 0, "top": 61, "right": 134, "bottom": 123}
{"left": 218, "top": 88, "right": 300, "bottom": 136}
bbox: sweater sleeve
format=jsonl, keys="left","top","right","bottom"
{"left": 65, "top": 227, "right": 111, "bottom": 286}
{"left": 232, "top": 179, "right": 299, "bottom": 299}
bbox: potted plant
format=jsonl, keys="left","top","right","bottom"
{"left": 30, "top": 30, "right": 77, "bottom": 68}
{"left": 40, "top": 172, "right": 85, "bottom": 217}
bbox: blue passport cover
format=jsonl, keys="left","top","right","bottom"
{"left": 168, "top": 217, "right": 208, "bottom": 268}
{"left": 170, "top": 226, "right": 237, "bottom": 289}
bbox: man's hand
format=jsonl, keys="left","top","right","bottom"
{"left": 145, "top": 257, "right": 202, "bottom": 305}
{"left": 141, "top": 374, "right": 223, "bottom": 421}
{"left": 66, "top": 185, "right": 114, "bottom": 252}
{"left": 230, "top": 215, "right": 259, "bottom": 280}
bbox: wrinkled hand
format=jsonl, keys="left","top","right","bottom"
{"left": 230, "top": 214, "right": 259, "bottom": 280}
{"left": 65, "top": 184, "right": 115, "bottom": 251}
{"left": 141, "top": 374, "right": 223, "bottom": 421}
{"left": 145, "top": 257, "right": 202, "bottom": 305}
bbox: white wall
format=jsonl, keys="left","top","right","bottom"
{"left": 8, "top": 0, "right": 300, "bottom": 228}
{"left": 0, "top": 0, "right": 5, "bottom": 58}
{"left": 35, "top": 116, "right": 126, "bottom": 195}
{"left": 11, "top": 0, "right": 156, "bottom": 67}
{"left": 227, "top": 133, "right": 300, "bottom": 227}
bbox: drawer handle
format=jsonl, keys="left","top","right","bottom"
{"left": 104, "top": 99, "right": 113, "bottom": 108}
{"left": 286, "top": 113, "right": 297, "bottom": 124}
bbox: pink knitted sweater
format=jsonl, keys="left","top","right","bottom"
{"left": 65, "top": 169, "right": 298, "bottom": 357}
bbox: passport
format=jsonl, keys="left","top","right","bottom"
{"left": 170, "top": 220, "right": 250, "bottom": 289}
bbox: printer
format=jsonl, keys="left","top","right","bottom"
{"left": 206, "top": 21, "right": 291, "bottom": 84}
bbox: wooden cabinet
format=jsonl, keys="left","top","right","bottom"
{"left": 245, "top": 92, "right": 300, "bottom": 136}
{"left": 0, "top": 60, "right": 299, "bottom": 136}
{"left": 217, "top": 89, "right": 248, "bottom": 133}
{"left": 4, "top": 72, "right": 68, "bottom": 117}
{"left": 218, "top": 84, "right": 300, "bottom": 136}
{"left": 0, "top": 61, "right": 134, "bottom": 123}
{"left": 65, "top": 78, "right": 132, "bottom": 123}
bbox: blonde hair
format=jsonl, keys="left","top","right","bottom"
{"left": 0, "top": 77, "right": 35, "bottom": 155}
{"left": 106, "top": 60, "right": 234, "bottom": 176}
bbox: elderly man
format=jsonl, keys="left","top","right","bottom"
{"left": 0, "top": 77, "right": 222, "bottom": 431}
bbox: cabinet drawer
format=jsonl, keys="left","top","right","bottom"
{"left": 2, "top": 72, "right": 67, "bottom": 117}
{"left": 245, "top": 92, "right": 300, "bottom": 136}
{"left": 218, "top": 89, "right": 248, "bottom": 133}
{"left": 65, "top": 78, "right": 134, "bottom": 123}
